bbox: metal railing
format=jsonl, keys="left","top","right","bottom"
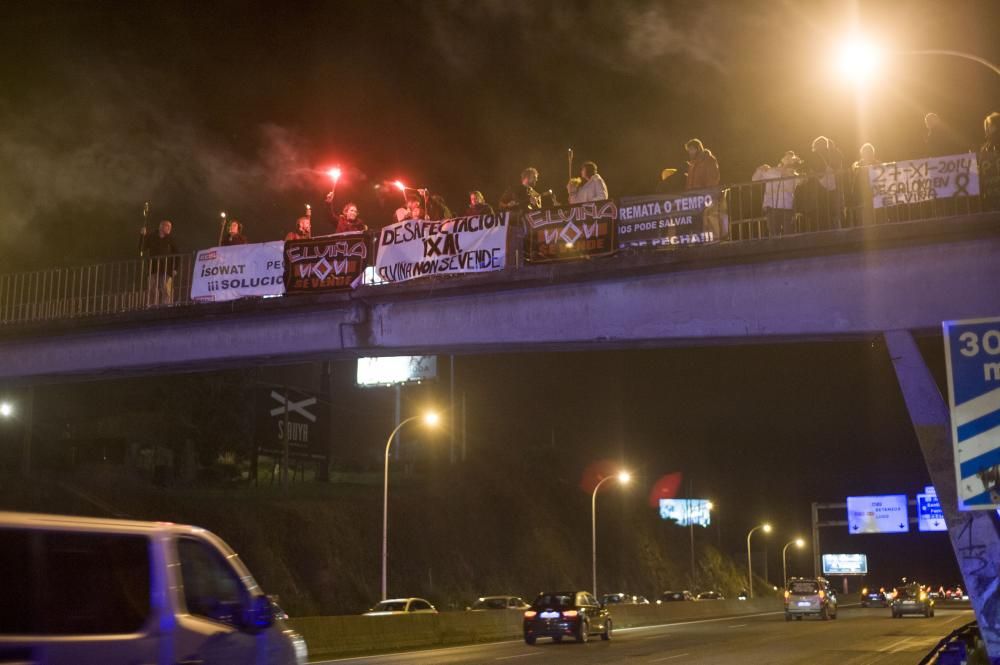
{"left": 0, "top": 254, "right": 193, "bottom": 325}
{"left": 1, "top": 160, "right": 996, "bottom": 327}
{"left": 726, "top": 166, "right": 988, "bottom": 241}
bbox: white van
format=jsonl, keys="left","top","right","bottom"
{"left": 0, "top": 511, "right": 307, "bottom": 665}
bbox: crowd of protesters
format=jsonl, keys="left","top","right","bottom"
{"left": 138, "top": 109, "right": 1000, "bottom": 286}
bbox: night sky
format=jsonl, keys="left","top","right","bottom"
{"left": 2, "top": 0, "right": 997, "bottom": 586}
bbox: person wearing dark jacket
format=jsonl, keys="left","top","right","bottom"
{"left": 981, "top": 112, "right": 1000, "bottom": 211}
{"left": 499, "top": 167, "right": 543, "bottom": 211}
{"left": 284, "top": 216, "right": 311, "bottom": 241}
{"left": 139, "top": 220, "right": 179, "bottom": 305}
{"left": 466, "top": 191, "right": 495, "bottom": 217}
{"left": 924, "top": 113, "right": 966, "bottom": 157}
{"left": 221, "top": 220, "right": 248, "bottom": 245}
{"left": 684, "top": 139, "right": 720, "bottom": 190}
{"left": 332, "top": 202, "right": 367, "bottom": 234}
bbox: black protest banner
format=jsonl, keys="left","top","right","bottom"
{"left": 284, "top": 232, "right": 369, "bottom": 293}
{"left": 257, "top": 386, "right": 328, "bottom": 461}
{"left": 524, "top": 200, "right": 617, "bottom": 262}
{"left": 617, "top": 190, "right": 724, "bottom": 249}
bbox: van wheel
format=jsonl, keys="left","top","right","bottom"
{"left": 785, "top": 613, "right": 792, "bottom": 622}
{"left": 552, "top": 635, "right": 562, "bottom": 643}
{"left": 601, "top": 619, "right": 612, "bottom": 641}
{"left": 821, "top": 607, "right": 829, "bottom": 621}
{"left": 576, "top": 620, "right": 589, "bottom": 643}
{"left": 524, "top": 635, "right": 536, "bottom": 645}
{"left": 795, "top": 615, "right": 803, "bottom": 621}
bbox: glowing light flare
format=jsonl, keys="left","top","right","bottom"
{"left": 836, "top": 38, "right": 883, "bottom": 84}
{"left": 0, "top": 402, "right": 12, "bottom": 418}
{"left": 423, "top": 411, "right": 440, "bottom": 427}
{"left": 762, "top": 523, "right": 772, "bottom": 533}
{"left": 328, "top": 167, "right": 342, "bottom": 182}
{"left": 393, "top": 180, "right": 407, "bottom": 192}
{"left": 617, "top": 470, "right": 631, "bottom": 485}
{"left": 794, "top": 538, "right": 805, "bottom": 548}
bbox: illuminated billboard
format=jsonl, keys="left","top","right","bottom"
{"left": 822, "top": 553, "right": 868, "bottom": 575}
{"left": 659, "top": 499, "right": 711, "bottom": 527}
{"left": 356, "top": 356, "right": 437, "bottom": 387}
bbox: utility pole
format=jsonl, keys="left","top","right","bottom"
{"left": 281, "top": 386, "right": 290, "bottom": 487}
{"left": 21, "top": 386, "right": 34, "bottom": 476}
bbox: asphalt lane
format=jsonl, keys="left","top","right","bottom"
{"left": 313, "top": 606, "right": 974, "bottom": 664}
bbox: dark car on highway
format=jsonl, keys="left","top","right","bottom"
{"left": 891, "top": 584, "right": 935, "bottom": 618}
{"left": 523, "top": 591, "right": 611, "bottom": 644}
{"left": 659, "top": 590, "right": 694, "bottom": 603}
{"left": 860, "top": 587, "right": 888, "bottom": 608}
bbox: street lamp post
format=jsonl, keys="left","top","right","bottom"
{"left": 382, "top": 411, "right": 439, "bottom": 600}
{"left": 592, "top": 470, "right": 630, "bottom": 598}
{"left": 782, "top": 538, "right": 805, "bottom": 589}
{"left": 746, "top": 522, "right": 771, "bottom": 599}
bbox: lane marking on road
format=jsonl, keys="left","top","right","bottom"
{"left": 727, "top": 624, "right": 747, "bottom": 628}
{"left": 629, "top": 609, "right": 788, "bottom": 639}
{"left": 495, "top": 653, "right": 543, "bottom": 661}
{"left": 649, "top": 653, "right": 691, "bottom": 662}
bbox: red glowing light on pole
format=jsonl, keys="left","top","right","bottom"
{"left": 328, "top": 167, "right": 342, "bottom": 182}
{"left": 393, "top": 180, "right": 406, "bottom": 192}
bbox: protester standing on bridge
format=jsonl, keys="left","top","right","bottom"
{"left": 499, "top": 167, "right": 543, "bottom": 211}
{"left": 428, "top": 194, "right": 452, "bottom": 220}
{"left": 139, "top": 220, "right": 178, "bottom": 306}
{"left": 752, "top": 151, "right": 802, "bottom": 237}
{"left": 924, "top": 112, "right": 963, "bottom": 157}
{"left": 567, "top": 161, "right": 609, "bottom": 204}
{"left": 684, "top": 139, "right": 720, "bottom": 191}
{"left": 402, "top": 195, "right": 429, "bottom": 221}
{"left": 284, "top": 216, "right": 311, "bottom": 241}
{"left": 331, "top": 202, "right": 367, "bottom": 234}
{"left": 221, "top": 220, "right": 248, "bottom": 245}
{"left": 850, "top": 143, "right": 878, "bottom": 226}
{"left": 466, "top": 191, "right": 495, "bottom": 217}
{"left": 799, "top": 136, "right": 844, "bottom": 230}
{"left": 981, "top": 112, "right": 1000, "bottom": 211}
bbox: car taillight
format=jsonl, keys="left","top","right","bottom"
{"left": 562, "top": 610, "right": 579, "bottom": 618}
{"left": 783, "top": 591, "right": 789, "bottom": 601}
{"left": 524, "top": 611, "right": 537, "bottom": 619}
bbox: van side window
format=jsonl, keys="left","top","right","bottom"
{"left": 177, "top": 538, "right": 245, "bottom": 628}
{"left": 0, "top": 528, "right": 150, "bottom": 635}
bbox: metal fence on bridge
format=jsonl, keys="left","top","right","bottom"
{"left": 1, "top": 158, "right": 996, "bottom": 327}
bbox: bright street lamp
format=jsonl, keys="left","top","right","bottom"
{"left": 782, "top": 538, "right": 806, "bottom": 588}
{"left": 0, "top": 402, "right": 12, "bottom": 418}
{"left": 592, "top": 470, "right": 630, "bottom": 597}
{"left": 746, "top": 522, "right": 771, "bottom": 599}
{"left": 836, "top": 39, "right": 1000, "bottom": 83}
{"left": 381, "top": 410, "right": 440, "bottom": 600}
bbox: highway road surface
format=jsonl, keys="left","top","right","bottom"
{"left": 312, "top": 606, "right": 974, "bottom": 664}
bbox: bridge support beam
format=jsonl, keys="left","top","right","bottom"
{"left": 884, "top": 329, "right": 1000, "bottom": 663}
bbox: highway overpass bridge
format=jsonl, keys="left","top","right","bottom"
{"left": 0, "top": 212, "right": 996, "bottom": 382}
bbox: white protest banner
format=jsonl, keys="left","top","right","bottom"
{"left": 869, "top": 152, "right": 979, "bottom": 208}
{"left": 375, "top": 213, "right": 509, "bottom": 284}
{"left": 190, "top": 241, "right": 285, "bottom": 302}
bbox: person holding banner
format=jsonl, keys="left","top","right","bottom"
{"left": 221, "top": 220, "right": 248, "bottom": 245}
{"left": 285, "top": 216, "right": 312, "bottom": 241}
{"left": 402, "top": 195, "right": 429, "bottom": 221}
{"left": 566, "top": 160, "right": 609, "bottom": 204}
